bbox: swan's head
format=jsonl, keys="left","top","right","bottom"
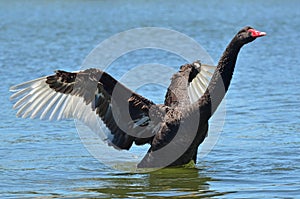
{"left": 236, "top": 26, "right": 267, "bottom": 44}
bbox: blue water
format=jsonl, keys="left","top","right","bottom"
{"left": 1, "top": 0, "right": 300, "bottom": 198}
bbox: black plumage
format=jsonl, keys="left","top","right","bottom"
{"left": 10, "top": 26, "right": 266, "bottom": 168}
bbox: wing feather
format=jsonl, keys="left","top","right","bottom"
{"left": 40, "top": 92, "right": 62, "bottom": 119}
{"left": 10, "top": 68, "right": 158, "bottom": 150}
{"left": 31, "top": 90, "right": 55, "bottom": 119}
{"left": 188, "top": 63, "right": 216, "bottom": 103}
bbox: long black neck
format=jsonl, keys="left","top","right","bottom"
{"left": 215, "top": 37, "right": 242, "bottom": 92}
{"left": 189, "top": 36, "right": 243, "bottom": 123}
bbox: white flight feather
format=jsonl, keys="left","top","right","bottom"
{"left": 188, "top": 63, "right": 216, "bottom": 103}
{"left": 10, "top": 76, "right": 101, "bottom": 131}
{"left": 40, "top": 92, "right": 62, "bottom": 119}
{"left": 10, "top": 86, "right": 32, "bottom": 101}
{"left": 31, "top": 89, "right": 55, "bottom": 119}
{"left": 10, "top": 77, "right": 46, "bottom": 91}
{"left": 49, "top": 94, "right": 68, "bottom": 120}
{"left": 22, "top": 87, "right": 48, "bottom": 118}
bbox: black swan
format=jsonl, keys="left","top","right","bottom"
{"left": 10, "top": 26, "right": 266, "bottom": 168}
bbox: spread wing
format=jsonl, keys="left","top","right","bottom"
{"left": 10, "top": 68, "right": 161, "bottom": 150}
{"left": 154, "top": 61, "right": 215, "bottom": 167}
{"left": 187, "top": 63, "right": 216, "bottom": 103}
{"left": 164, "top": 61, "right": 216, "bottom": 107}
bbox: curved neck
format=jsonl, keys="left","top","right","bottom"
{"left": 189, "top": 36, "right": 242, "bottom": 122}
{"left": 216, "top": 39, "right": 241, "bottom": 91}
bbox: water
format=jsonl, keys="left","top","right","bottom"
{"left": 1, "top": 0, "right": 300, "bottom": 198}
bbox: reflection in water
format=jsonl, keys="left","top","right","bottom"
{"left": 77, "top": 167, "right": 233, "bottom": 198}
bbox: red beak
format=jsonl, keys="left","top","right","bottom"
{"left": 248, "top": 29, "right": 267, "bottom": 38}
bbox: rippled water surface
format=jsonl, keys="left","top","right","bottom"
{"left": 1, "top": 0, "right": 300, "bottom": 198}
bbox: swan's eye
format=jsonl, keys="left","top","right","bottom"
{"left": 238, "top": 33, "right": 244, "bottom": 38}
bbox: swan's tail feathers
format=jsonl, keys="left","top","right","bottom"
{"left": 188, "top": 63, "right": 216, "bottom": 103}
